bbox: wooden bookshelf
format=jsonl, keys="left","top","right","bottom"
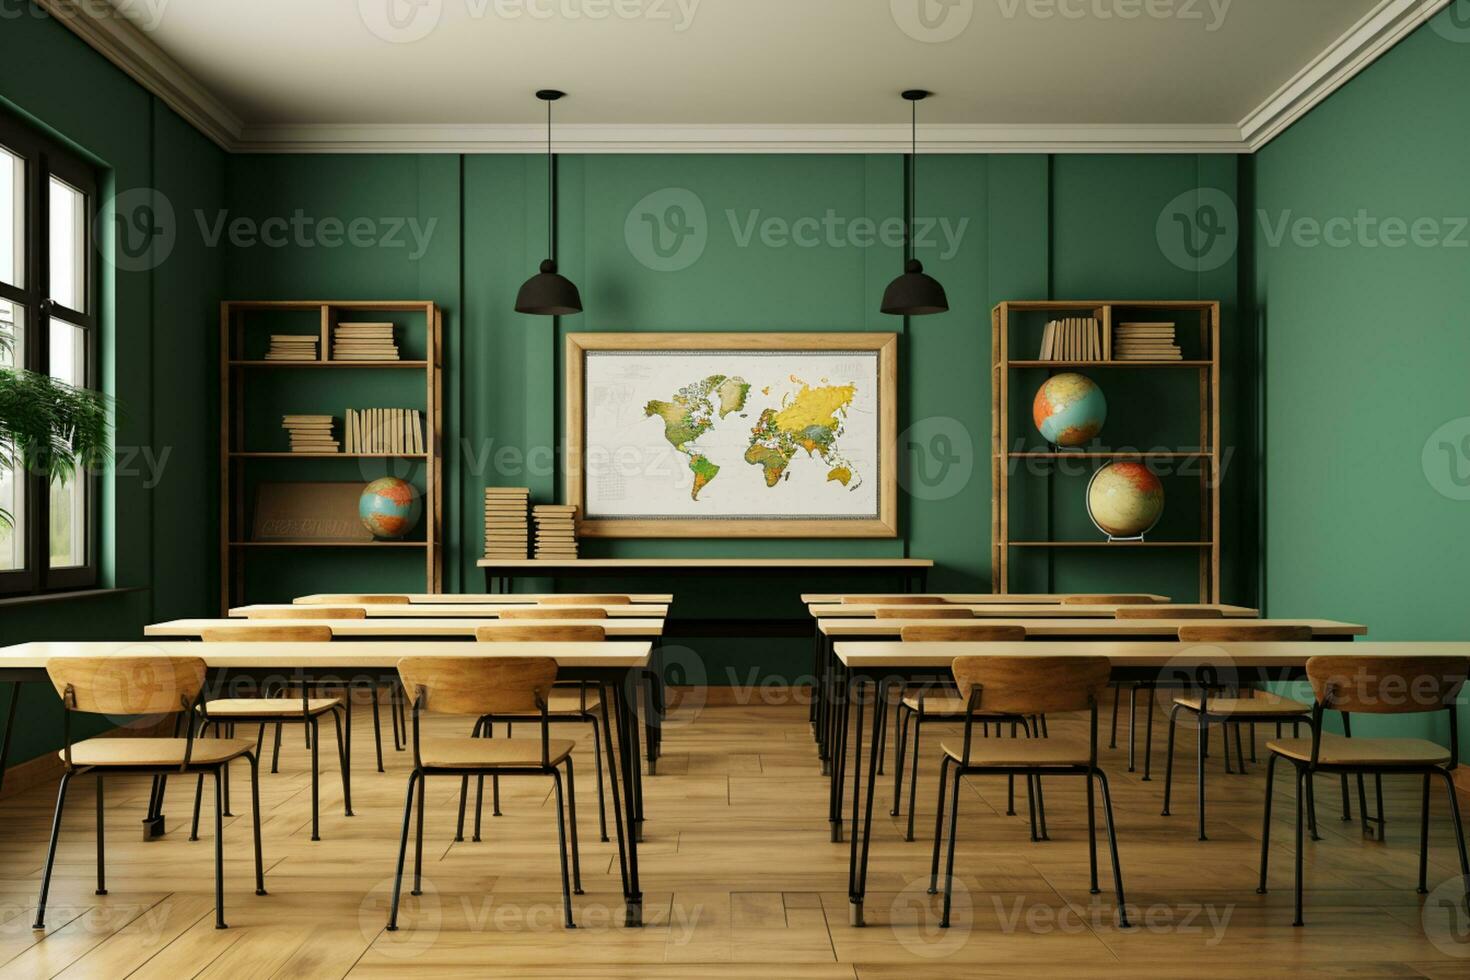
{"left": 991, "top": 300, "right": 1221, "bottom": 602}
{"left": 220, "top": 300, "right": 443, "bottom": 612}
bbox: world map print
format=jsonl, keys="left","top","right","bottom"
{"left": 582, "top": 350, "right": 880, "bottom": 521}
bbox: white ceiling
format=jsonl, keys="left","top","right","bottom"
{"left": 50, "top": 0, "right": 1451, "bottom": 151}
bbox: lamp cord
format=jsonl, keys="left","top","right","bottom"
{"left": 546, "top": 98, "right": 554, "bottom": 262}
{"left": 907, "top": 98, "right": 916, "bottom": 263}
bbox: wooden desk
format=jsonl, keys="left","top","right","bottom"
{"left": 294, "top": 593, "right": 674, "bottom": 604}
{"left": 801, "top": 592, "right": 1170, "bottom": 604}
{"left": 809, "top": 603, "right": 1260, "bottom": 619}
{"left": 817, "top": 617, "right": 1363, "bottom": 638}
{"left": 0, "top": 639, "right": 651, "bottom": 926}
{"left": 149, "top": 618, "right": 667, "bottom": 638}
{"left": 828, "top": 639, "right": 1470, "bottom": 927}
{"left": 230, "top": 603, "right": 669, "bottom": 619}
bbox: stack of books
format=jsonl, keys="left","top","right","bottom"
{"left": 332, "top": 323, "right": 400, "bottom": 361}
{"left": 533, "top": 505, "right": 579, "bottom": 560}
{"left": 484, "top": 488, "right": 530, "bottom": 559}
{"left": 1113, "top": 322, "right": 1182, "bottom": 360}
{"left": 344, "top": 408, "right": 424, "bottom": 454}
{"left": 1038, "top": 317, "right": 1102, "bottom": 361}
{"left": 282, "top": 414, "right": 338, "bottom": 453}
{"left": 265, "top": 335, "right": 319, "bottom": 361}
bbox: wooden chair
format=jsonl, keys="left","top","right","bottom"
{"left": 1162, "top": 624, "right": 1316, "bottom": 840}
{"left": 500, "top": 607, "right": 609, "bottom": 620}
{"left": 889, "top": 625, "right": 1037, "bottom": 842}
{"left": 458, "top": 625, "right": 613, "bottom": 844}
{"left": 1258, "top": 655, "right": 1470, "bottom": 926}
{"left": 1061, "top": 595, "right": 1163, "bottom": 605}
{"left": 874, "top": 607, "right": 974, "bottom": 620}
{"left": 1109, "top": 607, "right": 1225, "bottom": 774}
{"left": 199, "top": 625, "right": 351, "bottom": 841}
{"left": 296, "top": 594, "right": 411, "bottom": 604}
{"left": 35, "top": 656, "right": 265, "bottom": 930}
{"left": 242, "top": 607, "right": 401, "bottom": 771}
{"left": 840, "top": 595, "right": 949, "bottom": 605}
{"left": 538, "top": 595, "right": 633, "bottom": 605}
{"left": 930, "top": 655, "right": 1127, "bottom": 928}
{"left": 388, "top": 656, "right": 585, "bottom": 931}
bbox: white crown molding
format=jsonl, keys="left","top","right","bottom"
{"left": 1238, "top": 0, "right": 1450, "bottom": 151}
{"left": 232, "top": 122, "right": 1248, "bottom": 154}
{"left": 36, "top": 0, "right": 242, "bottom": 149}
{"left": 40, "top": 0, "right": 1448, "bottom": 155}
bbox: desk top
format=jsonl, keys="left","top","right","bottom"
{"left": 0, "top": 641, "right": 651, "bottom": 670}
{"left": 294, "top": 593, "right": 674, "bottom": 604}
{"left": 819, "top": 617, "right": 1364, "bottom": 637}
{"left": 149, "top": 618, "right": 665, "bottom": 638}
{"left": 477, "top": 558, "right": 934, "bottom": 570}
{"left": 834, "top": 640, "right": 1468, "bottom": 670}
{"left": 230, "top": 603, "right": 668, "bottom": 619}
{"left": 801, "top": 592, "right": 1170, "bottom": 604}
{"left": 809, "top": 603, "right": 1259, "bottom": 619}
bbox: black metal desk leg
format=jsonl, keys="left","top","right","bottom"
{"left": 0, "top": 681, "right": 19, "bottom": 796}
{"left": 614, "top": 673, "right": 644, "bottom": 927}
{"left": 848, "top": 676, "right": 888, "bottom": 927}
{"left": 598, "top": 682, "right": 631, "bottom": 898}
{"left": 828, "top": 663, "right": 851, "bottom": 842}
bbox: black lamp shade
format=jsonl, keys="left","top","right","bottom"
{"left": 515, "top": 259, "right": 582, "bottom": 316}
{"left": 881, "top": 258, "right": 948, "bottom": 316}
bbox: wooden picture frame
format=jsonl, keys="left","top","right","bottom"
{"left": 566, "top": 332, "right": 898, "bottom": 538}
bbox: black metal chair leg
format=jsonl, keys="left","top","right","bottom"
{"left": 412, "top": 766, "right": 426, "bottom": 896}
{"left": 1196, "top": 715, "right": 1209, "bottom": 840}
{"left": 248, "top": 753, "right": 266, "bottom": 896}
{"left": 1257, "top": 753, "right": 1278, "bottom": 893}
{"left": 334, "top": 708, "right": 353, "bottom": 817}
{"left": 928, "top": 755, "right": 951, "bottom": 894}
{"left": 890, "top": 704, "right": 910, "bottom": 818}
{"left": 1095, "top": 769, "right": 1129, "bottom": 928}
{"left": 32, "top": 771, "right": 74, "bottom": 930}
{"left": 905, "top": 713, "right": 924, "bottom": 841}
{"left": 1437, "top": 769, "right": 1470, "bottom": 886}
{"left": 1109, "top": 685, "right": 1120, "bottom": 749}
{"left": 94, "top": 773, "right": 106, "bottom": 895}
{"left": 271, "top": 722, "right": 283, "bottom": 774}
{"left": 310, "top": 717, "right": 321, "bottom": 841}
{"left": 372, "top": 694, "right": 385, "bottom": 773}
{"left": 191, "top": 771, "right": 205, "bottom": 841}
{"left": 566, "top": 757, "right": 584, "bottom": 894}
{"left": 1293, "top": 765, "right": 1306, "bottom": 927}
{"left": 1141, "top": 695, "right": 1155, "bottom": 781}
{"left": 1306, "top": 771, "right": 1322, "bottom": 841}
{"left": 1419, "top": 773, "right": 1432, "bottom": 894}
{"left": 1340, "top": 773, "right": 1353, "bottom": 822}
{"left": 1234, "top": 723, "right": 1247, "bottom": 776}
{"left": 1127, "top": 685, "right": 1137, "bottom": 772}
{"left": 1086, "top": 766, "right": 1099, "bottom": 894}
{"left": 1161, "top": 705, "right": 1180, "bottom": 816}
{"left": 1034, "top": 774, "right": 1049, "bottom": 841}
{"left": 939, "top": 766, "right": 964, "bottom": 928}
{"left": 214, "top": 769, "right": 227, "bottom": 929}
{"left": 551, "top": 770, "right": 576, "bottom": 929}
{"left": 386, "top": 769, "right": 419, "bottom": 931}
{"left": 590, "top": 714, "right": 608, "bottom": 842}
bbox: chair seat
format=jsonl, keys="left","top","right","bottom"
{"left": 941, "top": 739, "right": 1091, "bottom": 768}
{"left": 62, "top": 737, "right": 255, "bottom": 768}
{"left": 202, "top": 697, "right": 342, "bottom": 718}
{"left": 1267, "top": 734, "right": 1451, "bottom": 767}
{"left": 1173, "top": 693, "right": 1308, "bottom": 717}
{"left": 417, "top": 736, "right": 576, "bottom": 769}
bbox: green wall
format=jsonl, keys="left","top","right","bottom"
{"left": 0, "top": 4, "right": 226, "bottom": 763}
{"left": 1250, "top": 5, "right": 1470, "bottom": 742}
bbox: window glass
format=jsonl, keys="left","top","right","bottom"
{"left": 47, "top": 318, "right": 87, "bottom": 569}
{"left": 0, "top": 147, "right": 20, "bottom": 288}
{"left": 0, "top": 301, "right": 24, "bottom": 571}
{"left": 49, "top": 176, "right": 85, "bottom": 313}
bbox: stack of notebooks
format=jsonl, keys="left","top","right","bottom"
{"left": 344, "top": 408, "right": 424, "bottom": 454}
{"left": 282, "top": 414, "right": 338, "bottom": 453}
{"left": 332, "top": 323, "right": 400, "bottom": 361}
{"left": 533, "top": 505, "right": 579, "bottom": 560}
{"left": 484, "top": 487, "right": 530, "bottom": 559}
{"left": 265, "top": 335, "right": 319, "bottom": 361}
{"left": 1038, "top": 317, "right": 1103, "bottom": 361}
{"left": 1113, "top": 322, "right": 1182, "bottom": 360}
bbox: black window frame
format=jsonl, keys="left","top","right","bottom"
{"left": 0, "top": 109, "right": 101, "bottom": 597}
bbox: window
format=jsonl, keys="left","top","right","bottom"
{"left": 0, "top": 111, "right": 100, "bottom": 595}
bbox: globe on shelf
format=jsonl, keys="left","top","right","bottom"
{"left": 1032, "top": 373, "right": 1106, "bottom": 447}
{"left": 359, "top": 477, "right": 422, "bottom": 540}
{"left": 1087, "top": 461, "right": 1164, "bottom": 539}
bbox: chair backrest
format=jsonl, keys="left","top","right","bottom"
{"left": 1306, "top": 655, "right": 1469, "bottom": 715}
{"left": 245, "top": 607, "right": 367, "bottom": 620}
{"left": 841, "top": 595, "right": 948, "bottom": 605}
{"left": 475, "top": 625, "right": 607, "bottom": 643}
{"left": 1114, "top": 606, "right": 1224, "bottom": 620}
{"left": 1178, "top": 624, "right": 1312, "bottom": 642}
{"left": 1061, "top": 594, "right": 1162, "bottom": 606}
{"left": 538, "top": 595, "right": 633, "bottom": 605}
{"left": 900, "top": 624, "right": 1027, "bottom": 643}
{"left": 951, "top": 655, "right": 1111, "bottom": 715}
{"left": 47, "top": 656, "right": 207, "bottom": 715}
{"left": 296, "top": 594, "right": 410, "bottom": 604}
{"left": 397, "top": 656, "right": 557, "bottom": 715}
{"left": 875, "top": 607, "right": 974, "bottom": 620}
{"left": 200, "top": 626, "right": 334, "bottom": 643}
{"left": 499, "top": 607, "right": 609, "bottom": 620}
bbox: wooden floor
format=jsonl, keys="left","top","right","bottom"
{"left": 4, "top": 697, "right": 1470, "bottom": 978}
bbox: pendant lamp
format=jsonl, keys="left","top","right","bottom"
{"left": 515, "top": 89, "right": 582, "bottom": 316}
{"left": 881, "top": 90, "right": 949, "bottom": 317}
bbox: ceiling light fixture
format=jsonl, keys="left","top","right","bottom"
{"left": 515, "top": 89, "right": 583, "bottom": 316}
{"left": 880, "top": 89, "right": 949, "bottom": 317}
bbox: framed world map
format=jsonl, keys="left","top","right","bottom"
{"left": 566, "top": 333, "right": 897, "bottom": 537}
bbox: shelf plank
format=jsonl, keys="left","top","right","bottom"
{"left": 229, "top": 452, "right": 430, "bottom": 459}
{"left": 228, "top": 360, "right": 429, "bottom": 369}
{"left": 1007, "top": 360, "right": 1212, "bottom": 369}
{"left": 1007, "top": 541, "right": 1212, "bottom": 548}
{"left": 1007, "top": 451, "right": 1211, "bottom": 459}
{"left": 228, "top": 540, "right": 428, "bottom": 548}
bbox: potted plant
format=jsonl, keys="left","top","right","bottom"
{"left": 0, "top": 320, "right": 111, "bottom": 531}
